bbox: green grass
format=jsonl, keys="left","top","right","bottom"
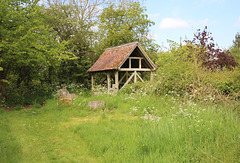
{"left": 0, "top": 93, "right": 239, "bottom": 162}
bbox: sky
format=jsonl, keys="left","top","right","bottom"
{"left": 142, "top": 0, "right": 240, "bottom": 50}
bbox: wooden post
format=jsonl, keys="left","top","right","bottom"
{"left": 91, "top": 74, "right": 95, "bottom": 89}
{"left": 134, "top": 71, "right": 137, "bottom": 83}
{"left": 150, "top": 71, "right": 154, "bottom": 81}
{"left": 115, "top": 71, "right": 119, "bottom": 91}
{"left": 129, "top": 58, "right": 131, "bottom": 68}
{"left": 107, "top": 72, "right": 111, "bottom": 93}
{"left": 139, "top": 59, "right": 142, "bottom": 69}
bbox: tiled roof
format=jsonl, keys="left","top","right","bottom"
{"left": 87, "top": 41, "right": 157, "bottom": 72}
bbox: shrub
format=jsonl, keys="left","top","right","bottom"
{"left": 154, "top": 40, "right": 240, "bottom": 103}
{"left": 216, "top": 80, "right": 237, "bottom": 94}
{"left": 4, "top": 92, "right": 51, "bottom": 107}
{"left": 14, "top": 105, "right": 23, "bottom": 111}
{"left": 5, "top": 93, "right": 24, "bottom": 106}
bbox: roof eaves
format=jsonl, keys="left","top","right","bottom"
{"left": 87, "top": 68, "right": 117, "bottom": 73}
{"left": 137, "top": 44, "right": 158, "bottom": 71}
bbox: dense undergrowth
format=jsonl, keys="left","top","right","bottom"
{"left": 0, "top": 90, "right": 239, "bottom": 162}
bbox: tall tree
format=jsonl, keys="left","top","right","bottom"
{"left": 0, "top": 0, "right": 72, "bottom": 99}
{"left": 97, "top": 1, "right": 158, "bottom": 55}
{"left": 44, "top": 0, "right": 107, "bottom": 84}
{"left": 232, "top": 32, "right": 240, "bottom": 48}
{"left": 186, "top": 26, "right": 238, "bottom": 71}
{"left": 230, "top": 32, "right": 240, "bottom": 65}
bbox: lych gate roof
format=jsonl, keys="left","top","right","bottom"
{"left": 87, "top": 41, "right": 157, "bottom": 72}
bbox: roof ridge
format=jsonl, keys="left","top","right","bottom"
{"left": 106, "top": 41, "right": 138, "bottom": 50}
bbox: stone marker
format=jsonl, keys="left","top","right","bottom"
{"left": 58, "top": 88, "right": 72, "bottom": 105}
{"left": 58, "top": 88, "right": 71, "bottom": 99}
{"left": 88, "top": 101, "right": 105, "bottom": 110}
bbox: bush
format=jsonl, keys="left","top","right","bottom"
{"left": 14, "top": 105, "right": 23, "bottom": 111}
{"left": 121, "top": 82, "right": 149, "bottom": 95}
{"left": 5, "top": 92, "right": 51, "bottom": 107}
{"left": 154, "top": 49, "right": 194, "bottom": 96}
{"left": 154, "top": 42, "right": 240, "bottom": 103}
{"left": 5, "top": 93, "right": 24, "bottom": 106}
{"left": 216, "top": 80, "right": 238, "bottom": 94}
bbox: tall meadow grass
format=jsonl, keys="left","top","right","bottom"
{"left": 72, "top": 93, "right": 239, "bottom": 162}
{"left": 0, "top": 90, "right": 239, "bottom": 162}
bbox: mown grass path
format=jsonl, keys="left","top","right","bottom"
{"left": 1, "top": 106, "right": 102, "bottom": 163}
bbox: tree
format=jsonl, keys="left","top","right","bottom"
{"left": 97, "top": 2, "right": 158, "bottom": 55}
{"left": 44, "top": 0, "right": 107, "bottom": 84}
{"left": 230, "top": 32, "right": 240, "bottom": 66}
{"left": 232, "top": 32, "right": 240, "bottom": 48}
{"left": 186, "top": 26, "right": 238, "bottom": 71}
{"left": 0, "top": 0, "right": 73, "bottom": 99}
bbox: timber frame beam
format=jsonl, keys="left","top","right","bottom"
{"left": 121, "top": 71, "right": 145, "bottom": 89}
{"left": 118, "top": 68, "right": 151, "bottom": 72}
{"left": 91, "top": 70, "right": 154, "bottom": 93}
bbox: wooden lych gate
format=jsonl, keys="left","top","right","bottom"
{"left": 87, "top": 42, "right": 158, "bottom": 93}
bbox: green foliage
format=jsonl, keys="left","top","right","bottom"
{"left": 152, "top": 38, "right": 240, "bottom": 104}
{"left": 14, "top": 105, "right": 23, "bottom": 111}
{"left": 217, "top": 80, "right": 236, "bottom": 94}
{"left": 33, "top": 102, "right": 41, "bottom": 109}
{"left": 207, "top": 69, "right": 240, "bottom": 95}
{"left": 120, "top": 82, "right": 157, "bottom": 96}
{"left": 0, "top": 0, "right": 72, "bottom": 67}
{"left": 0, "top": 0, "right": 74, "bottom": 101}
{"left": 154, "top": 42, "right": 195, "bottom": 96}
{"left": 44, "top": 0, "right": 101, "bottom": 85}
{"left": 0, "top": 0, "right": 160, "bottom": 103}
{"left": 232, "top": 32, "right": 240, "bottom": 48}
{"left": 230, "top": 47, "right": 240, "bottom": 66}
{"left": 1, "top": 0, "right": 239, "bottom": 111}
{"left": 0, "top": 59, "right": 3, "bottom": 71}
{"left": 5, "top": 91, "right": 51, "bottom": 106}
{"left": 97, "top": 1, "right": 158, "bottom": 55}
